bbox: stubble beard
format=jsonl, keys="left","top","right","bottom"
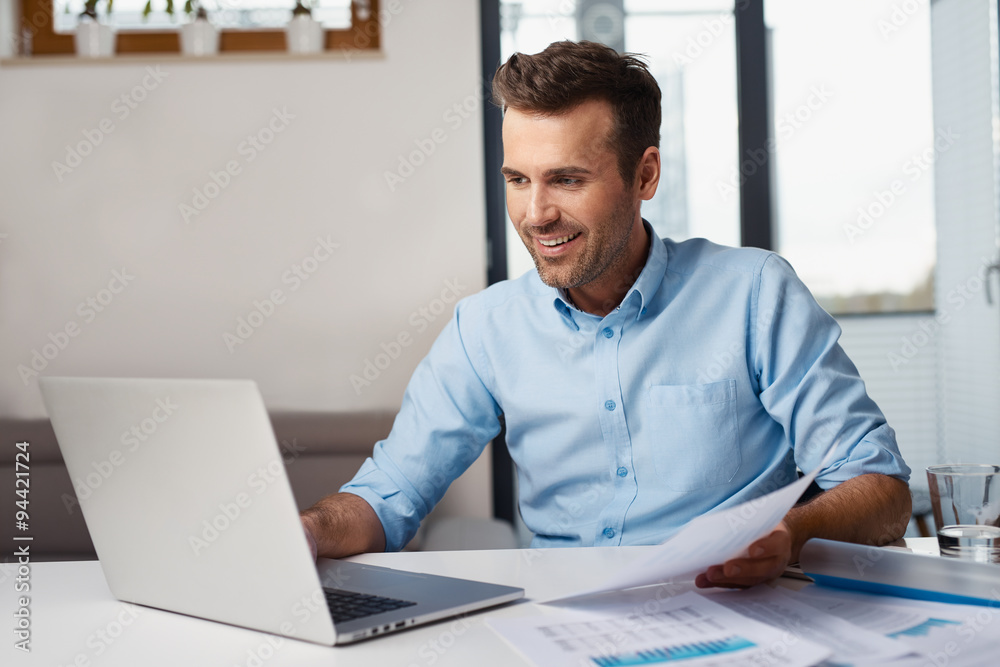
{"left": 524, "top": 195, "right": 638, "bottom": 291}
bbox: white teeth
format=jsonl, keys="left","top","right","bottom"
{"left": 539, "top": 233, "right": 580, "bottom": 247}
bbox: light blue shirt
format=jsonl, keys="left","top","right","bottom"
{"left": 342, "top": 224, "right": 911, "bottom": 551}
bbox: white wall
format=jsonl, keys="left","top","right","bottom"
{"left": 0, "top": 2, "right": 493, "bottom": 518}
{"left": 0, "top": 1, "right": 487, "bottom": 417}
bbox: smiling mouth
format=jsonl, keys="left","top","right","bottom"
{"left": 538, "top": 232, "right": 581, "bottom": 247}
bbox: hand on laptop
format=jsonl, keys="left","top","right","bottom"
{"left": 694, "top": 522, "right": 793, "bottom": 589}
{"left": 299, "top": 492, "right": 387, "bottom": 560}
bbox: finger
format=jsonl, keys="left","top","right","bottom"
{"left": 714, "top": 557, "right": 787, "bottom": 587}
{"left": 694, "top": 566, "right": 725, "bottom": 588}
{"left": 696, "top": 574, "right": 747, "bottom": 589}
{"left": 696, "top": 565, "right": 759, "bottom": 589}
{"left": 698, "top": 553, "right": 788, "bottom": 588}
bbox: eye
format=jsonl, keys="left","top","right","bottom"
{"left": 506, "top": 176, "right": 527, "bottom": 185}
{"left": 558, "top": 177, "right": 581, "bottom": 186}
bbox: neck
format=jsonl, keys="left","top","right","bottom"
{"left": 567, "top": 221, "right": 650, "bottom": 317}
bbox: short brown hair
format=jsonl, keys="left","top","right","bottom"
{"left": 492, "top": 40, "right": 661, "bottom": 185}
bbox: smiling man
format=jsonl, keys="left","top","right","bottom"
{"left": 301, "top": 41, "right": 912, "bottom": 588}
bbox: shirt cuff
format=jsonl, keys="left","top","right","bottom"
{"left": 813, "top": 423, "right": 912, "bottom": 489}
{"left": 339, "top": 456, "right": 423, "bottom": 552}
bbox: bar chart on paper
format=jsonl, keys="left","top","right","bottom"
{"left": 589, "top": 636, "right": 756, "bottom": 666}
{"left": 488, "top": 592, "right": 832, "bottom": 667}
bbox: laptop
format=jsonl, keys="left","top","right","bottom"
{"left": 38, "top": 376, "right": 524, "bottom": 645}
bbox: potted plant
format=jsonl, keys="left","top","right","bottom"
{"left": 180, "top": 3, "right": 219, "bottom": 56}
{"left": 142, "top": 0, "right": 218, "bottom": 55}
{"left": 76, "top": 0, "right": 116, "bottom": 57}
{"left": 286, "top": 1, "right": 323, "bottom": 54}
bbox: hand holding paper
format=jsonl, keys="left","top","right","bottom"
{"left": 547, "top": 443, "right": 837, "bottom": 602}
{"left": 696, "top": 520, "right": 794, "bottom": 589}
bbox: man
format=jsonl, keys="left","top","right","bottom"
{"left": 301, "top": 41, "right": 911, "bottom": 588}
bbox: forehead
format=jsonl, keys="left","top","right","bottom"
{"left": 501, "top": 98, "right": 615, "bottom": 171}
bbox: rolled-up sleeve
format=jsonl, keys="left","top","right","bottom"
{"left": 340, "top": 299, "right": 502, "bottom": 551}
{"left": 752, "top": 254, "right": 911, "bottom": 489}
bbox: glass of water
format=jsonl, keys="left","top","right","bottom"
{"left": 926, "top": 464, "right": 1000, "bottom": 563}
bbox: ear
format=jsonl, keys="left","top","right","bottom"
{"left": 635, "top": 146, "right": 661, "bottom": 201}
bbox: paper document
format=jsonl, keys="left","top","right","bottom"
{"left": 708, "top": 586, "right": 913, "bottom": 665}
{"left": 488, "top": 591, "right": 832, "bottom": 667}
{"left": 795, "top": 585, "right": 1000, "bottom": 666}
{"left": 550, "top": 445, "right": 835, "bottom": 601}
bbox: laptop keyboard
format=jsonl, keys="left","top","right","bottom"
{"left": 323, "top": 588, "right": 417, "bottom": 623}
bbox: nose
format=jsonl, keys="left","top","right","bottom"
{"left": 524, "top": 185, "right": 558, "bottom": 228}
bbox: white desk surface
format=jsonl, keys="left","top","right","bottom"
{"left": 4, "top": 539, "right": 939, "bottom": 666}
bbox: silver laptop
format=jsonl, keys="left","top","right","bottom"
{"left": 38, "top": 376, "right": 523, "bottom": 645}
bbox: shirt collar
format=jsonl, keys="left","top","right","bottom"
{"left": 550, "top": 220, "right": 668, "bottom": 325}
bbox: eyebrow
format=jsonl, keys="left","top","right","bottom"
{"left": 500, "top": 166, "right": 594, "bottom": 177}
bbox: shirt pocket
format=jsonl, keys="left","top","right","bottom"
{"left": 646, "top": 380, "right": 741, "bottom": 491}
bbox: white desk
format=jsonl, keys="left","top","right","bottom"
{"left": 2, "top": 540, "right": 939, "bottom": 667}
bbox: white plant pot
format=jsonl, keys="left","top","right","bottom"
{"left": 286, "top": 15, "right": 323, "bottom": 54}
{"left": 74, "top": 18, "right": 115, "bottom": 58}
{"left": 180, "top": 18, "right": 219, "bottom": 56}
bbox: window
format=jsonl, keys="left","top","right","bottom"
{"left": 765, "top": 0, "right": 936, "bottom": 315}
{"left": 20, "top": 0, "right": 381, "bottom": 55}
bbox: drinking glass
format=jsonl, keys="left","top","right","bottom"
{"left": 926, "top": 464, "right": 1000, "bottom": 563}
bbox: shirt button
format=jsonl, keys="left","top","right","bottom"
{"left": 603, "top": 527, "right": 616, "bottom": 539}
{"left": 604, "top": 400, "right": 616, "bottom": 411}
{"left": 602, "top": 327, "right": 614, "bottom": 338}
{"left": 617, "top": 466, "right": 628, "bottom": 477}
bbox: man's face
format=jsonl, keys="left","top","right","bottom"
{"left": 501, "top": 99, "right": 640, "bottom": 291}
